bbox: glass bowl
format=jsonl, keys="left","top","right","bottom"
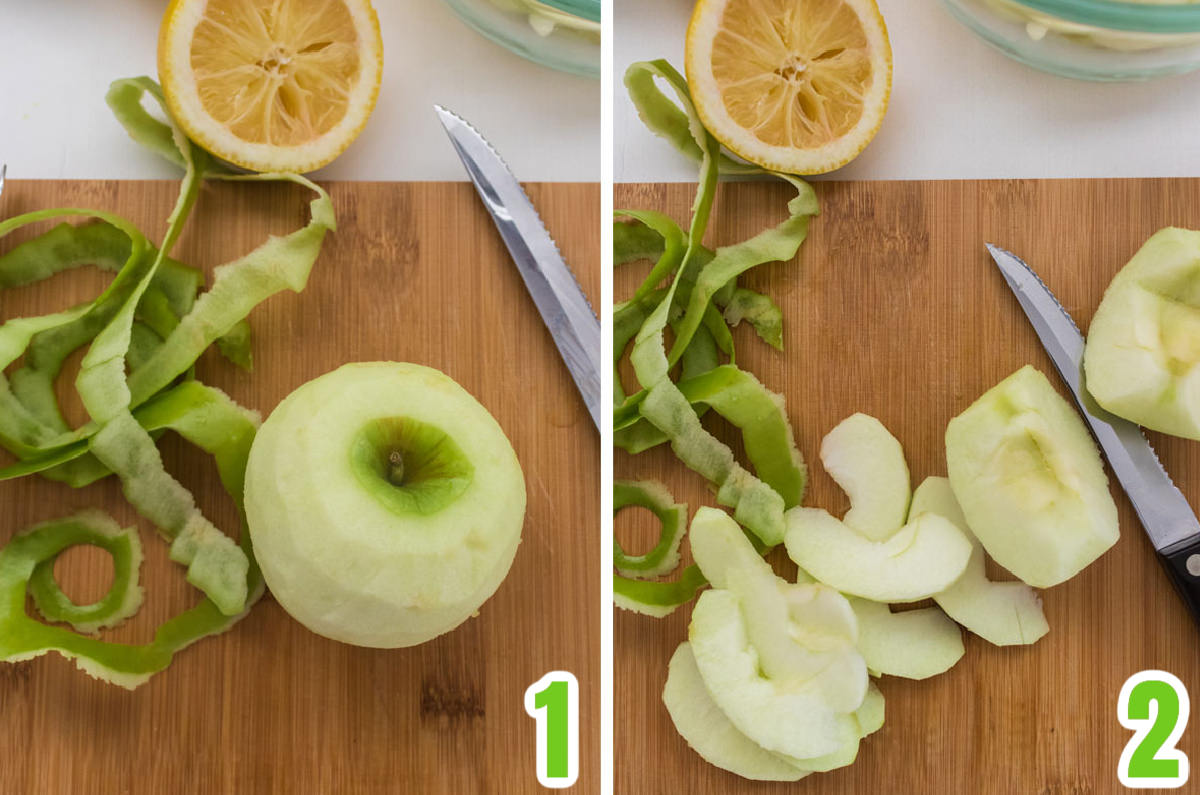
{"left": 941, "top": 0, "right": 1200, "bottom": 80}
{"left": 441, "top": 0, "right": 600, "bottom": 78}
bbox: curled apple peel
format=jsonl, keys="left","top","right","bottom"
{"left": 613, "top": 480, "right": 688, "bottom": 579}
{"left": 615, "top": 60, "right": 818, "bottom": 548}
{"left": 0, "top": 75, "right": 333, "bottom": 686}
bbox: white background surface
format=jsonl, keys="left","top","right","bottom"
{"left": 8, "top": 0, "right": 1200, "bottom": 183}
{"left": 1, "top": 0, "right": 600, "bottom": 182}
{"left": 616, "top": 0, "right": 1200, "bottom": 182}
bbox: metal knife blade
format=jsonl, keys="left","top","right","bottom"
{"left": 434, "top": 105, "right": 600, "bottom": 431}
{"left": 987, "top": 243, "right": 1200, "bottom": 625}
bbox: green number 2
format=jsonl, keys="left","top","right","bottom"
{"left": 1118, "top": 670, "right": 1190, "bottom": 789}
{"left": 524, "top": 671, "right": 579, "bottom": 789}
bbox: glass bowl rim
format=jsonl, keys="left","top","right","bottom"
{"left": 536, "top": 0, "right": 601, "bottom": 23}
{"left": 999, "top": 0, "right": 1200, "bottom": 33}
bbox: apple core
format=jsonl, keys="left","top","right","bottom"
{"left": 350, "top": 416, "right": 474, "bottom": 516}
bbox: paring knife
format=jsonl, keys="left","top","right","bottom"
{"left": 986, "top": 243, "right": 1200, "bottom": 626}
{"left": 434, "top": 105, "right": 600, "bottom": 431}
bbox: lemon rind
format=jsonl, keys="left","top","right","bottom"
{"left": 158, "top": 0, "right": 383, "bottom": 174}
{"left": 685, "top": 0, "right": 893, "bottom": 176}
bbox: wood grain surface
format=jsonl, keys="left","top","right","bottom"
{"left": 615, "top": 179, "right": 1200, "bottom": 795}
{"left": 0, "top": 179, "right": 599, "bottom": 794}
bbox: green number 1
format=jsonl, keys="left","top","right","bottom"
{"left": 536, "top": 680, "right": 570, "bottom": 778}
{"left": 524, "top": 671, "right": 579, "bottom": 789}
{"left": 1118, "top": 670, "right": 1190, "bottom": 789}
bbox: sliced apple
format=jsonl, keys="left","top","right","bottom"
{"left": 913, "top": 477, "right": 1049, "bottom": 646}
{"left": 856, "top": 682, "right": 886, "bottom": 737}
{"left": 945, "top": 366, "right": 1119, "bottom": 588}
{"left": 788, "top": 733, "right": 862, "bottom": 773}
{"left": 1084, "top": 228, "right": 1200, "bottom": 440}
{"left": 687, "top": 506, "right": 774, "bottom": 590}
{"left": 664, "top": 643, "right": 885, "bottom": 779}
{"left": 663, "top": 642, "right": 811, "bottom": 782}
{"left": 689, "top": 508, "right": 866, "bottom": 713}
{"left": 783, "top": 507, "right": 971, "bottom": 603}
{"left": 820, "top": 413, "right": 911, "bottom": 541}
{"left": 845, "top": 597, "right": 963, "bottom": 680}
{"left": 689, "top": 588, "right": 861, "bottom": 760}
{"left": 776, "top": 682, "right": 885, "bottom": 773}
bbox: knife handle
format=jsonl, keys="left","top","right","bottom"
{"left": 1159, "top": 536, "right": 1200, "bottom": 629}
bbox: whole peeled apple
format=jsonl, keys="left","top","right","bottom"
{"left": 244, "top": 362, "right": 526, "bottom": 647}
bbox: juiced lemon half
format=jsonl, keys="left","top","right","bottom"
{"left": 685, "top": 0, "right": 892, "bottom": 175}
{"left": 158, "top": 0, "right": 383, "bottom": 173}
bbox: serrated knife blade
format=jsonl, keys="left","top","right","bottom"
{"left": 434, "top": 106, "right": 600, "bottom": 431}
{"left": 986, "top": 243, "right": 1200, "bottom": 625}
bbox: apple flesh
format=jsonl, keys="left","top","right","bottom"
{"left": 664, "top": 643, "right": 885, "bottom": 780}
{"left": 663, "top": 642, "right": 811, "bottom": 782}
{"left": 244, "top": 362, "right": 525, "bottom": 648}
{"left": 689, "top": 588, "right": 862, "bottom": 760}
{"left": 687, "top": 505, "right": 775, "bottom": 590}
{"left": 820, "top": 413, "right": 911, "bottom": 540}
{"left": 945, "top": 366, "right": 1118, "bottom": 588}
{"left": 784, "top": 507, "right": 971, "bottom": 603}
{"left": 913, "top": 477, "right": 1049, "bottom": 646}
{"left": 780, "top": 683, "right": 885, "bottom": 773}
{"left": 856, "top": 682, "right": 885, "bottom": 736}
{"left": 1084, "top": 228, "right": 1200, "bottom": 440}
{"left": 689, "top": 508, "right": 867, "bottom": 714}
{"left": 845, "top": 597, "right": 964, "bottom": 680}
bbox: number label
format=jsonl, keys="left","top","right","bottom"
{"left": 1118, "top": 670, "right": 1190, "bottom": 789}
{"left": 525, "top": 671, "right": 579, "bottom": 788}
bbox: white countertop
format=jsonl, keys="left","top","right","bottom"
{"left": 2, "top": 0, "right": 599, "bottom": 183}
{"left": 616, "top": 0, "right": 1200, "bottom": 182}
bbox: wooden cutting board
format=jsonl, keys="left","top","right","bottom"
{"left": 615, "top": 179, "right": 1200, "bottom": 795}
{"left": 0, "top": 179, "right": 599, "bottom": 794}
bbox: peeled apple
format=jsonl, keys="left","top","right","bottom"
{"left": 1084, "top": 228, "right": 1200, "bottom": 440}
{"left": 945, "top": 366, "right": 1118, "bottom": 588}
{"left": 245, "top": 362, "right": 526, "bottom": 648}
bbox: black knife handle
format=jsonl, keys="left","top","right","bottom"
{"left": 1159, "top": 536, "right": 1200, "bottom": 630}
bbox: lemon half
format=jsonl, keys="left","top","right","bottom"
{"left": 159, "top": 0, "right": 383, "bottom": 173}
{"left": 685, "top": 0, "right": 892, "bottom": 175}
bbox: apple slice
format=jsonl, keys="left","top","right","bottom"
{"left": 1084, "top": 228, "right": 1200, "bottom": 440}
{"left": 945, "top": 366, "right": 1119, "bottom": 588}
{"left": 783, "top": 507, "right": 971, "bottom": 603}
{"left": 856, "top": 681, "right": 885, "bottom": 737}
{"left": 689, "top": 508, "right": 867, "bottom": 713}
{"left": 663, "top": 642, "right": 811, "bottom": 782}
{"left": 913, "top": 477, "right": 1049, "bottom": 646}
{"left": 687, "top": 506, "right": 775, "bottom": 590}
{"left": 844, "top": 597, "right": 963, "bottom": 680}
{"left": 664, "top": 643, "right": 885, "bottom": 780}
{"left": 777, "top": 682, "right": 886, "bottom": 773}
{"left": 689, "top": 588, "right": 861, "bottom": 760}
{"left": 245, "top": 362, "right": 525, "bottom": 648}
{"left": 820, "top": 413, "right": 911, "bottom": 540}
